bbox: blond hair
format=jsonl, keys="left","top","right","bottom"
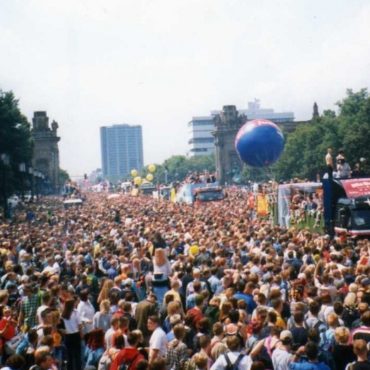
{"left": 334, "top": 327, "right": 350, "bottom": 345}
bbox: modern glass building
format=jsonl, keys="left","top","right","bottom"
{"left": 100, "top": 124, "right": 143, "bottom": 182}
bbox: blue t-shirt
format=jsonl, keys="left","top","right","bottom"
{"left": 290, "top": 361, "right": 331, "bottom": 370}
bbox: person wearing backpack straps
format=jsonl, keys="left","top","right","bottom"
{"left": 110, "top": 331, "right": 144, "bottom": 370}
{"left": 210, "top": 335, "right": 252, "bottom": 370}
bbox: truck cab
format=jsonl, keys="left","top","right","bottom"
{"left": 194, "top": 186, "right": 225, "bottom": 203}
{"left": 175, "top": 181, "right": 221, "bottom": 204}
{"left": 323, "top": 178, "right": 370, "bottom": 238}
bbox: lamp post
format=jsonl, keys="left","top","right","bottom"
{"left": 1, "top": 153, "right": 10, "bottom": 219}
{"left": 19, "top": 162, "right": 26, "bottom": 200}
{"left": 28, "top": 167, "right": 34, "bottom": 202}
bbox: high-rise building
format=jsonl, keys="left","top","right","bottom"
{"left": 100, "top": 124, "right": 143, "bottom": 182}
{"left": 188, "top": 100, "right": 295, "bottom": 157}
{"left": 187, "top": 116, "right": 216, "bottom": 156}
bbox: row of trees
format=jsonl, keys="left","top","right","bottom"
{"left": 150, "top": 154, "right": 216, "bottom": 184}
{"left": 274, "top": 89, "right": 370, "bottom": 181}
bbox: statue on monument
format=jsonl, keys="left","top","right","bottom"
{"left": 51, "top": 120, "right": 59, "bottom": 134}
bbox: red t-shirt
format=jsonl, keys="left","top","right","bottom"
{"left": 110, "top": 347, "right": 144, "bottom": 370}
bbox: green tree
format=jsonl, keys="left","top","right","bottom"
{"left": 274, "top": 89, "right": 370, "bottom": 181}
{"left": 59, "top": 168, "right": 70, "bottom": 185}
{"left": 0, "top": 90, "right": 33, "bottom": 218}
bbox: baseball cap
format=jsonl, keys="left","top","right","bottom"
{"left": 280, "top": 330, "right": 293, "bottom": 341}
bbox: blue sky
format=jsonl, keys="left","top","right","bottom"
{"left": 1, "top": 0, "right": 370, "bottom": 176}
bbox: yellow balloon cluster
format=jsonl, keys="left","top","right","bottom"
{"left": 133, "top": 176, "right": 142, "bottom": 186}
{"left": 146, "top": 173, "right": 154, "bottom": 182}
{"left": 147, "top": 164, "right": 156, "bottom": 173}
{"left": 189, "top": 244, "right": 199, "bottom": 256}
{"left": 131, "top": 169, "right": 138, "bottom": 177}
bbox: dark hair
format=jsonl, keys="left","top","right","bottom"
{"left": 137, "top": 359, "right": 149, "bottom": 370}
{"left": 113, "top": 334, "right": 125, "bottom": 349}
{"left": 195, "top": 294, "right": 204, "bottom": 307}
{"left": 35, "top": 352, "right": 52, "bottom": 366}
{"left": 127, "top": 332, "right": 140, "bottom": 346}
{"left": 305, "top": 341, "right": 319, "bottom": 360}
{"left": 148, "top": 315, "right": 160, "bottom": 325}
{"left": 62, "top": 299, "right": 75, "bottom": 319}
{"left": 79, "top": 289, "right": 89, "bottom": 302}
{"left": 361, "top": 311, "right": 370, "bottom": 326}
{"left": 309, "top": 301, "right": 320, "bottom": 316}
{"left": 87, "top": 329, "right": 105, "bottom": 350}
{"left": 229, "top": 310, "right": 240, "bottom": 324}
{"left": 293, "top": 311, "right": 304, "bottom": 324}
{"left": 5, "top": 354, "right": 26, "bottom": 369}
{"left": 28, "top": 329, "right": 38, "bottom": 343}
{"left": 251, "top": 361, "right": 266, "bottom": 370}
{"left": 149, "top": 358, "right": 166, "bottom": 370}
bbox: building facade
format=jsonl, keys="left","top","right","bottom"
{"left": 187, "top": 116, "right": 216, "bottom": 156}
{"left": 188, "top": 100, "right": 295, "bottom": 157}
{"left": 32, "top": 111, "right": 60, "bottom": 193}
{"left": 213, "top": 106, "right": 246, "bottom": 185}
{"left": 100, "top": 124, "right": 143, "bottom": 182}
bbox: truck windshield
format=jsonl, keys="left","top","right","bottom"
{"left": 196, "top": 191, "right": 224, "bottom": 202}
{"left": 351, "top": 209, "right": 370, "bottom": 229}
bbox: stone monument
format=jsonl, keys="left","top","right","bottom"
{"left": 32, "top": 112, "right": 60, "bottom": 193}
{"left": 213, "top": 105, "right": 246, "bottom": 185}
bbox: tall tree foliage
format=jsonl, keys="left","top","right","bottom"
{"left": 274, "top": 89, "right": 370, "bottom": 181}
{"left": 0, "top": 90, "right": 33, "bottom": 216}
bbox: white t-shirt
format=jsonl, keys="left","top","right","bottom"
{"left": 272, "top": 348, "right": 293, "bottom": 370}
{"left": 63, "top": 310, "right": 81, "bottom": 334}
{"left": 149, "top": 327, "right": 168, "bottom": 358}
{"left": 210, "top": 351, "right": 252, "bottom": 370}
{"left": 77, "top": 300, "right": 95, "bottom": 335}
{"left": 36, "top": 304, "right": 49, "bottom": 324}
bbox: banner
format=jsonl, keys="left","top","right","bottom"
{"left": 340, "top": 178, "right": 370, "bottom": 198}
{"left": 257, "top": 194, "right": 269, "bottom": 216}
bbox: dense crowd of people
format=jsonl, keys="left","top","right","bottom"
{"left": 0, "top": 189, "right": 369, "bottom": 370}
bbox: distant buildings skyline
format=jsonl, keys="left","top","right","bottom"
{"left": 100, "top": 124, "right": 143, "bottom": 182}
{"left": 188, "top": 100, "right": 295, "bottom": 157}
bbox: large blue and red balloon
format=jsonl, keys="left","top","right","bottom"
{"left": 235, "top": 119, "right": 284, "bottom": 167}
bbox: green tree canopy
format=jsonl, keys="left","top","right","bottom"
{"left": 273, "top": 88, "right": 370, "bottom": 181}
{"left": 0, "top": 90, "right": 33, "bottom": 216}
{"left": 149, "top": 154, "right": 215, "bottom": 184}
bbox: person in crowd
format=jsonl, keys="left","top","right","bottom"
{"left": 93, "top": 299, "right": 112, "bottom": 332}
{"left": 166, "top": 323, "right": 188, "bottom": 370}
{"left": 345, "top": 339, "right": 370, "bottom": 370}
{"left": 61, "top": 299, "right": 82, "bottom": 370}
{"left": 290, "top": 342, "right": 330, "bottom": 370}
{"left": 110, "top": 331, "right": 145, "bottom": 370}
{"left": 210, "top": 335, "right": 252, "bottom": 370}
{"left": 84, "top": 328, "right": 105, "bottom": 370}
{"left": 148, "top": 315, "right": 168, "bottom": 363}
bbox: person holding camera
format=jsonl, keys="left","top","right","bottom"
{"left": 336, "top": 151, "right": 351, "bottom": 178}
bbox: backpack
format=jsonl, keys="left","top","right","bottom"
{"left": 320, "top": 329, "right": 335, "bottom": 352}
{"left": 313, "top": 320, "right": 326, "bottom": 333}
{"left": 224, "top": 353, "right": 244, "bottom": 370}
{"left": 4, "top": 332, "right": 24, "bottom": 355}
{"left": 119, "top": 353, "right": 140, "bottom": 370}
